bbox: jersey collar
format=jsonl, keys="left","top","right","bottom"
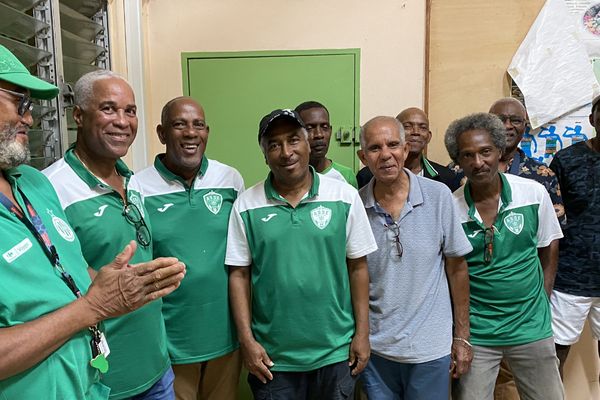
{"left": 422, "top": 156, "right": 439, "bottom": 178}
{"left": 64, "top": 144, "right": 132, "bottom": 189}
{"left": 464, "top": 172, "right": 512, "bottom": 225}
{"left": 264, "top": 165, "right": 319, "bottom": 204}
{"left": 154, "top": 154, "right": 208, "bottom": 186}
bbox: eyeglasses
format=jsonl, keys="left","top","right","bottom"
{"left": 495, "top": 114, "right": 525, "bottom": 127}
{"left": 0, "top": 87, "right": 33, "bottom": 117}
{"left": 384, "top": 222, "right": 403, "bottom": 258}
{"left": 123, "top": 203, "right": 151, "bottom": 247}
{"left": 484, "top": 226, "right": 494, "bottom": 264}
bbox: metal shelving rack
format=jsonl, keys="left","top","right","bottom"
{"left": 0, "top": 0, "right": 110, "bottom": 170}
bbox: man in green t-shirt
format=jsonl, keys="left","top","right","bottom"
{"left": 44, "top": 70, "right": 175, "bottom": 400}
{"left": 226, "top": 109, "right": 377, "bottom": 399}
{"left": 444, "top": 112, "right": 564, "bottom": 400}
{"left": 130, "top": 97, "right": 244, "bottom": 400}
{"left": 0, "top": 44, "right": 185, "bottom": 400}
{"left": 295, "top": 100, "right": 358, "bottom": 188}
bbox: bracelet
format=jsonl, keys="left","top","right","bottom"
{"left": 453, "top": 337, "right": 472, "bottom": 348}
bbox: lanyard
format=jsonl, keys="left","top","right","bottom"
{"left": 0, "top": 190, "right": 81, "bottom": 297}
{"left": 0, "top": 189, "right": 109, "bottom": 372}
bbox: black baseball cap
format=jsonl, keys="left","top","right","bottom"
{"left": 258, "top": 108, "right": 306, "bottom": 144}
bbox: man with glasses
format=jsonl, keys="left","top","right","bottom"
{"left": 129, "top": 97, "right": 244, "bottom": 400}
{"left": 44, "top": 70, "right": 175, "bottom": 400}
{"left": 445, "top": 113, "right": 563, "bottom": 400}
{"left": 227, "top": 109, "right": 376, "bottom": 399}
{"left": 0, "top": 45, "right": 185, "bottom": 400}
{"left": 357, "top": 116, "right": 472, "bottom": 399}
{"left": 295, "top": 101, "right": 358, "bottom": 188}
{"left": 357, "top": 108, "right": 461, "bottom": 190}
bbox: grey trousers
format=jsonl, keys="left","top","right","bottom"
{"left": 453, "top": 337, "right": 564, "bottom": 400}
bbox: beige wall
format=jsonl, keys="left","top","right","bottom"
{"left": 140, "top": 0, "right": 426, "bottom": 162}
{"left": 427, "top": 0, "right": 545, "bottom": 163}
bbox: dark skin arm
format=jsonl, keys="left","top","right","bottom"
{"left": 229, "top": 266, "right": 273, "bottom": 383}
{"left": 0, "top": 241, "right": 185, "bottom": 380}
{"left": 445, "top": 256, "right": 472, "bottom": 378}
{"left": 347, "top": 256, "right": 370, "bottom": 375}
{"left": 538, "top": 239, "right": 559, "bottom": 297}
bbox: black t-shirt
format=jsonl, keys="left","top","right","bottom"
{"left": 550, "top": 141, "right": 600, "bottom": 296}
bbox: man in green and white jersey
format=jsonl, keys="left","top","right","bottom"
{"left": 44, "top": 71, "right": 174, "bottom": 400}
{"left": 295, "top": 101, "right": 358, "bottom": 188}
{"left": 129, "top": 97, "right": 244, "bottom": 400}
{"left": 0, "top": 45, "right": 184, "bottom": 400}
{"left": 445, "top": 113, "right": 564, "bottom": 400}
{"left": 226, "top": 109, "right": 376, "bottom": 399}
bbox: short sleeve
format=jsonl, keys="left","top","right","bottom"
{"left": 536, "top": 185, "right": 563, "bottom": 247}
{"left": 225, "top": 200, "right": 252, "bottom": 266}
{"left": 345, "top": 190, "right": 378, "bottom": 259}
{"left": 440, "top": 188, "right": 473, "bottom": 257}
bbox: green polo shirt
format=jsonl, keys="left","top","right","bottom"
{"left": 0, "top": 165, "right": 109, "bottom": 400}
{"left": 43, "top": 147, "right": 170, "bottom": 399}
{"left": 129, "top": 155, "right": 244, "bottom": 364}
{"left": 322, "top": 161, "right": 358, "bottom": 188}
{"left": 225, "top": 170, "right": 377, "bottom": 371}
{"left": 453, "top": 173, "right": 563, "bottom": 346}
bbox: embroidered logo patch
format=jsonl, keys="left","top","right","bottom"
{"left": 310, "top": 206, "right": 332, "bottom": 230}
{"left": 48, "top": 210, "right": 75, "bottom": 242}
{"left": 203, "top": 191, "right": 223, "bottom": 215}
{"left": 503, "top": 211, "right": 524, "bottom": 235}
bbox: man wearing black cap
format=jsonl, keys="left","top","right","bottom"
{"left": 226, "top": 109, "right": 377, "bottom": 399}
{"left": 0, "top": 45, "right": 185, "bottom": 400}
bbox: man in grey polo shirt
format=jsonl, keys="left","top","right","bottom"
{"left": 357, "top": 116, "right": 473, "bottom": 399}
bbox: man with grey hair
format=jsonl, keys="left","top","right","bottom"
{"left": 0, "top": 45, "right": 185, "bottom": 400}
{"left": 357, "top": 116, "right": 473, "bottom": 399}
{"left": 44, "top": 70, "right": 176, "bottom": 399}
{"left": 445, "top": 113, "right": 564, "bottom": 400}
{"left": 226, "top": 108, "right": 377, "bottom": 399}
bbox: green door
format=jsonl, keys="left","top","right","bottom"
{"left": 182, "top": 49, "right": 360, "bottom": 187}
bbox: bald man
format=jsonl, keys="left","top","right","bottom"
{"left": 129, "top": 97, "right": 244, "bottom": 400}
{"left": 356, "top": 108, "right": 460, "bottom": 190}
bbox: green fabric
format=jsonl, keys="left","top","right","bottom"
{"left": 323, "top": 160, "right": 358, "bottom": 188}
{"left": 240, "top": 170, "right": 354, "bottom": 371}
{"left": 61, "top": 148, "right": 170, "bottom": 399}
{"left": 461, "top": 173, "right": 552, "bottom": 346}
{"left": 422, "top": 157, "right": 439, "bottom": 178}
{"left": 143, "top": 156, "right": 239, "bottom": 363}
{"left": 0, "top": 166, "right": 109, "bottom": 400}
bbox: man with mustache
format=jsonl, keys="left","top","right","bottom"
{"left": 357, "top": 108, "right": 460, "bottom": 190}
{"left": 445, "top": 113, "right": 564, "bottom": 400}
{"left": 0, "top": 45, "right": 185, "bottom": 400}
{"left": 227, "top": 108, "right": 376, "bottom": 399}
{"left": 295, "top": 101, "right": 358, "bottom": 188}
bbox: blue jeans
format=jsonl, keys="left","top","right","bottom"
{"left": 129, "top": 367, "right": 175, "bottom": 400}
{"left": 247, "top": 360, "right": 356, "bottom": 400}
{"left": 361, "top": 353, "right": 451, "bottom": 400}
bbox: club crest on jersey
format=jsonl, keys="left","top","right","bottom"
{"left": 48, "top": 209, "right": 75, "bottom": 242}
{"left": 203, "top": 191, "right": 223, "bottom": 215}
{"left": 503, "top": 211, "right": 524, "bottom": 235}
{"left": 128, "top": 192, "right": 145, "bottom": 218}
{"left": 311, "top": 206, "right": 332, "bottom": 230}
